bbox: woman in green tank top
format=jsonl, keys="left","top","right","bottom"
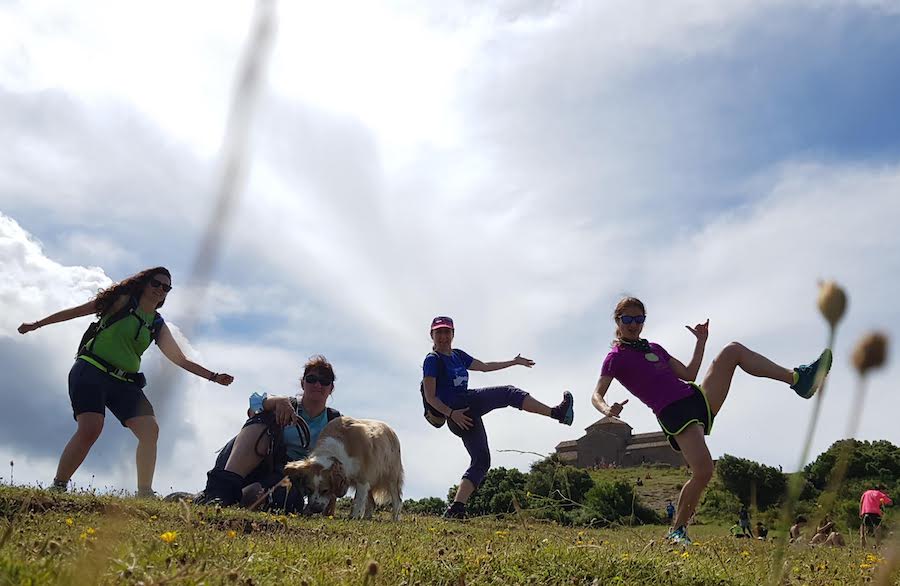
{"left": 18, "top": 266, "right": 235, "bottom": 497}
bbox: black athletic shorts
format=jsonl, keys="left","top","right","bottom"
{"left": 68, "top": 359, "right": 154, "bottom": 425}
{"left": 863, "top": 513, "right": 882, "bottom": 531}
{"left": 656, "top": 383, "right": 714, "bottom": 452}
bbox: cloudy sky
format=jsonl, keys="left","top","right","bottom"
{"left": 1, "top": 0, "right": 898, "bottom": 499}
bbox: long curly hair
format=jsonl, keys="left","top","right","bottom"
{"left": 93, "top": 267, "right": 171, "bottom": 316}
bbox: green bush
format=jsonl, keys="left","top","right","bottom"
{"left": 525, "top": 455, "right": 594, "bottom": 507}
{"left": 579, "top": 480, "right": 660, "bottom": 527}
{"left": 716, "top": 454, "right": 786, "bottom": 509}
{"left": 448, "top": 467, "right": 528, "bottom": 517}
{"left": 698, "top": 487, "right": 743, "bottom": 521}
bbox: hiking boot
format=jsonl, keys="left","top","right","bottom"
{"left": 443, "top": 501, "right": 467, "bottom": 520}
{"left": 667, "top": 526, "right": 693, "bottom": 546}
{"left": 791, "top": 348, "right": 833, "bottom": 399}
{"left": 551, "top": 391, "right": 575, "bottom": 426}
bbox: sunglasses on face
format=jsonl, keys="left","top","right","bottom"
{"left": 149, "top": 279, "right": 172, "bottom": 293}
{"left": 618, "top": 315, "right": 646, "bottom": 325}
{"left": 304, "top": 374, "right": 334, "bottom": 386}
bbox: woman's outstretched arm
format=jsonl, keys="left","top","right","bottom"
{"left": 18, "top": 300, "right": 98, "bottom": 334}
{"left": 469, "top": 354, "right": 534, "bottom": 372}
{"left": 156, "top": 324, "right": 234, "bottom": 386}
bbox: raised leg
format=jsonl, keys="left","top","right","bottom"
{"left": 223, "top": 423, "right": 269, "bottom": 477}
{"left": 701, "top": 342, "right": 794, "bottom": 415}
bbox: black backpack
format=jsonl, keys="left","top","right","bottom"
{"left": 78, "top": 296, "right": 163, "bottom": 358}
{"left": 420, "top": 351, "right": 450, "bottom": 428}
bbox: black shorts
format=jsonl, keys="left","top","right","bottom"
{"left": 68, "top": 359, "right": 154, "bottom": 425}
{"left": 657, "top": 383, "right": 714, "bottom": 452}
{"left": 863, "top": 513, "right": 882, "bottom": 531}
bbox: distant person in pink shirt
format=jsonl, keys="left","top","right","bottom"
{"left": 860, "top": 487, "right": 893, "bottom": 547}
{"left": 591, "top": 296, "right": 833, "bottom": 546}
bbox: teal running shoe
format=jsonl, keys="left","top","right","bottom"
{"left": 552, "top": 391, "right": 574, "bottom": 426}
{"left": 666, "top": 526, "right": 693, "bottom": 546}
{"left": 791, "top": 348, "right": 833, "bottom": 399}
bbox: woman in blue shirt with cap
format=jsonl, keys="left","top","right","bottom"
{"left": 421, "top": 316, "right": 574, "bottom": 519}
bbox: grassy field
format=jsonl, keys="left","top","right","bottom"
{"left": 1, "top": 485, "right": 897, "bottom": 585}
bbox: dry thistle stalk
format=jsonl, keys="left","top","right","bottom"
{"left": 817, "top": 280, "right": 847, "bottom": 329}
{"left": 852, "top": 332, "right": 888, "bottom": 376}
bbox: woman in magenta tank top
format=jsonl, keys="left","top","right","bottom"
{"left": 591, "top": 296, "right": 832, "bottom": 545}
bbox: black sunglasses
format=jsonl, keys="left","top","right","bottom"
{"left": 304, "top": 374, "right": 334, "bottom": 386}
{"left": 619, "top": 315, "right": 646, "bottom": 325}
{"left": 149, "top": 279, "right": 172, "bottom": 292}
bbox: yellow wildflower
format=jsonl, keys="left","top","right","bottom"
{"left": 86, "top": 527, "right": 95, "bottom": 535}
{"left": 65, "top": 518, "right": 74, "bottom": 526}
{"left": 227, "top": 530, "right": 237, "bottom": 539}
{"left": 741, "top": 551, "right": 750, "bottom": 557}
{"left": 681, "top": 552, "right": 690, "bottom": 558}
{"left": 160, "top": 531, "right": 178, "bottom": 544}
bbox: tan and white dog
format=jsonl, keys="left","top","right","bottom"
{"left": 284, "top": 416, "right": 404, "bottom": 520}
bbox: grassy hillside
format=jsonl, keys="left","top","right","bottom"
{"left": 1, "top": 485, "right": 897, "bottom": 585}
{"left": 588, "top": 464, "right": 690, "bottom": 516}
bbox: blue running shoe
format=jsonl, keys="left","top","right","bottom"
{"left": 791, "top": 348, "right": 833, "bottom": 399}
{"left": 552, "top": 391, "right": 574, "bottom": 426}
{"left": 666, "top": 526, "right": 693, "bottom": 545}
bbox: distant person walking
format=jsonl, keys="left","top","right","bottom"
{"left": 421, "top": 316, "right": 574, "bottom": 519}
{"left": 591, "top": 297, "right": 832, "bottom": 545}
{"left": 738, "top": 505, "right": 752, "bottom": 537}
{"left": 18, "top": 267, "right": 234, "bottom": 496}
{"left": 860, "top": 486, "right": 892, "bottom": 547}
{"left": 666, "top": 500, "right": 675, "bottom": 524}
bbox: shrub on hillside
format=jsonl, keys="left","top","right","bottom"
{"left": 698, "top": 486, "right": 743, "bottom": 521}
{"left": 525, "top": 455, "right": 594, "bottom": 507}
{"left": 716, "top": 454, "right": 786, "bottom": 509}
{"left": 576, "top": 480, "right": 660, "bottom": 527}
{"left": 447, "top": 467, "right": 528, "bottom": 517}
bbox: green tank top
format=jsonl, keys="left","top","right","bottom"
{"left": 79, "top": 306, "right": 159, "bottom": 374}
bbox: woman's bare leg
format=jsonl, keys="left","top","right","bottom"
{"left": 223, "top": 423, "right": 269, "bottom": 477}
{"left": 701, "top": 342, "right": 794, "bottom": 415}
{"left": 55, "top": 413, "right": 105, "bottom": 484}
{"left": 670, "top": 424, "right": 714, "bottom": 531}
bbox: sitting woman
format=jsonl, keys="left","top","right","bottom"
{"left": 809, "top": 515, "right": 836, "bottom": 545}
{"left": 789, "top": 515, "right": 808, "bottom": 543}
{"left": 197, "top": 355, "right": 341, "bottom": 511}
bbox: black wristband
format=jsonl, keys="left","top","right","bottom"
{"left": 208, "top": 372, "right": 218, "bottom": 382}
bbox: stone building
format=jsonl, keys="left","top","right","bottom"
{"left": 555, "top": 416, "right": 685, "bottom": 468}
